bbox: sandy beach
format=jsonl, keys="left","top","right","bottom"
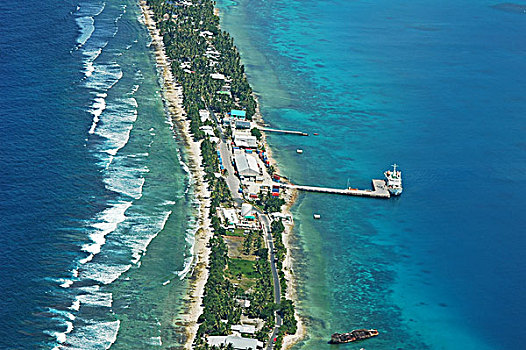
{"left": 139, "top": 2, "right": 214, "bottom": 348}
{"left": 140, "top": 2, "right": 304, "bottom": 348}
{"left": 254, "top": 109, "right": 306, "bottom": 348}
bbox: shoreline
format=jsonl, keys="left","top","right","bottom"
{"left": 139, "top": 1, "right": 305, "bottom": 348}
{"left": 254, "top": 109, "right": 306, "bottom": 349}
{"left": 139, "top": 2, "right": 214, "bottom": 348}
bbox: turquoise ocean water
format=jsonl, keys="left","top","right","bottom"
{"left": 216, "top": 0, "right": 526, "bottom": 349}
{"left": 2, "top": 0, "right": 525, "bottom": 349}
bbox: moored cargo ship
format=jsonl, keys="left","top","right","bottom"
{"left": 384, "top": 163, "right": 403, "bottom": 196}
{"left": 329, "top": 329, "right": 379, "bottom": 344}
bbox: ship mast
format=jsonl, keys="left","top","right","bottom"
{"left": 392, "top": 163, "right": 398, "bottom": 173}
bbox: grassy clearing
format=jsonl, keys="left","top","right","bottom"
{"left": 226, "top": 258, "right": 258, "bottom": 279}
{"left": 224, "top": 228, "right": 247, "bottom": 237}
{"left": 225, "top": 258, "right": 258, "bottom": 291}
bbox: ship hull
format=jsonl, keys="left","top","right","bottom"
{"left": 329, "top": 329, "right": 379, "bottom": 344}
{"left": 388, "top": 187, "right": 403, "bottom": 196}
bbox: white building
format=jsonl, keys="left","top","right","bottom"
{"left": 199, "top": 125, "right": 215, "bottom": 137}
{"left": 207, "top": 335, "right": 263, "bottom": 350}
{"left": 199, "top": 109, "right": 210, "bottom": 123}
{"left": 211, "top": 72, "right": 226, "bottom": 80}
{"left": 234, "top": 134, "right": 257, "bottom": 148}
{"left": 231, "top": 324, "right": 256, "bottom": 335}
{"left": 222, "top": 208, "right": 239, "bottom": 228}
{"left": 234, "top": 151, "right": 260, "bottom": 178}
{"left": 241, "top": 203, "right": 254, "bottom": 217}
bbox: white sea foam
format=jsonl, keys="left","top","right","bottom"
{"left": 147, "top": 336, "right": 163, "bottom": 346}
{"left": 81, "top": 201, "right": 132, "bottom": 256}
{"left": 177, "top": 255, "right": 194, "bottom": 280}
{"left": 60, "top": 319, "right": 120, "bottom": 350}
{"left": 60, "top": 279, "right": 74, "bottom": 288}
{"left": 127, "top": 152, "right": 149, "bottom": 158}
{"left": 177, "top": 210, "right": 199, "bottom": 280}
{"left": 76, "top": 285, "right": 113, "bottom": 308}
{"left": 79, "top": 253, "right": 94, "bottom": 264}
{"left": 73, "top": 1, "right": 105, "bottom": 47}
{"left": 48, "top": 308, "right": 76, "bottom": 321}
{"left": 70, "top": 299, "right": 81, "bottom": 311}
{"left": 76, "top": 205, "right": 175, "bottom": 288}
{"left": 103, "top": 163, "right": 148, "bottom": 200}
{"left": 76, "top": 16, "right": 95, "bottom": 47}
{"left": 88, "top": 92, "right": 107, "bottom": 134}
{"left": 176, "top": 151, "right": 190, "bottom": 175}
{"left": 128, "top": 210, "right": 173, "bottom": 264}
{"left": 46, "top": 309, "right": 77, "bottom": 345}
{"left": 114, "top": 5, "right": 126, "bottom": 24}
{"left": 85, "top": 62, "right": 123, "bottom": 90}
{"left": 81, "top": 262, "right": 132, "bottom": 285}
{"left": 130, "top": 84, "right": 140, "bottom": 95}
{"left": 82, "top": 48, "right": 102, "bottom": 77}
{"left": 94, "top": 97, "right": 138, "bottom": 159}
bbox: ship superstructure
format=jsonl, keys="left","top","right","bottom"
{"left": 384, "top": 164, "right": 402, "bottom": 196}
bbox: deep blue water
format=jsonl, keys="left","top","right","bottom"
{"left": 217, "top": 0, "right": 526, "bottom": 349}
{"left": 1, "top": 0, "right": 194, "bottom": 348}
{"left": 1, "top": 0, "right": 525, "bottom": 349}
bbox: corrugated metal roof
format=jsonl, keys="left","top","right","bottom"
{"left": 231, "top": 324, "right": 256, "bottom": 334}
{"left": 235, "top": 152, "right": 259, "bottom": 176}
{"left": 207, "top": 335, "right": 259, "bottom": 349}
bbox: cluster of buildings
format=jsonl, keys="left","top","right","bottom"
{"left": 224, "top": 110, "right": 281, "bottom": 199}
{"left": 157, "top": 4, "right": 283, "bottom": 350}
{"left": 200, "top": 108, "right": 291, "bottom": 349}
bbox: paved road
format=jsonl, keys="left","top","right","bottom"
{"left": 209, "top": 106, "right": 243, "bottom": 203}
{"left": 219, "top": 140, "right": 242, "bottom": 202}
{"left": 209, "top": 106, "right": 282, "bottom": 348}
{"left": 260, "top": 213, "right": 283, "bottom": 350}
{"left": 261, "top": 214, "right": 281, "bottom": 304}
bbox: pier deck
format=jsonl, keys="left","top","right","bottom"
{"left": 282, "top": 179, "right": 390, "bottom": 198}
{"left": 261, "top": 127, "right": 308, "bottom": 136}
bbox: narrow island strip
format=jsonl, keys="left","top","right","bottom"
{"left": 139, "top": 0, "right": 306, "bottom": 349}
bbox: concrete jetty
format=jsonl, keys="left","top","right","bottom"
{"left": 281, "top": 179, "right": 391, "bottom": 198}
{"left": 261, "top": 127, "right": 308, "bottom": 136}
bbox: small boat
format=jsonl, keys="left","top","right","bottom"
{"left": 329, "top": 329, "right": 379, "bottom": 344}
{"left": 313, "top": 213, "right": 321, "bottom": 219}
{"left": 296, "top": 149, "right": 303, "bottom": 154}
{"left": 313, "top": 133, "right": 319, "bottom": 135}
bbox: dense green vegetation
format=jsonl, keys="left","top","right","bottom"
{"left": 196, "top": 234, "right": 240, "bottom": 339}
{"left": 258, "top": 192, "right": 286, "bottom": 213}
{"left": 251, "top": 127, "right": 262, "bottom": 140}
{"left": 242, "top": 229, "right": 263, "bottom": 255}
{"left": 246, "top": 246, "right": 277, "bottom": 341}
{"left": 226, "top": 258, "right": 258, "bottom": 280}
{"left": 270, "top": 220, "right": 297, "bottom": 348}
{"left": 144, "top": 0, "right": 296, "bottom": 348}
{"left": 271, "top": 219, "right": 287, "bottom": 295}
{"left": 200, "top": 138, "right": 232, "bottom": 215}
{"left": 146, "top": 0, "right": 256, "bottom": 143}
